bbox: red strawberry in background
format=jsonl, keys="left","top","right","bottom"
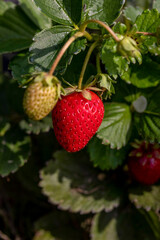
{"left": 128, "top": 141, "right": 160, "bottom": 185}
{"left": 52, "top": 90, "right": 104, "bottom": 152}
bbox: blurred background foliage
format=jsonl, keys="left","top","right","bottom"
{"left": 0, "top": 0, "right": 160, "bottom": 239}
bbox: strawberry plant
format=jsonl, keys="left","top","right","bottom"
{"left": 0, "top": 0, "right": 160, "bottom": 239}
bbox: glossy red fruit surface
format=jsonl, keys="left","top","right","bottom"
{"left": 128, "top": 142, "right": 160, "bottom": 185}
{"left": 52, "top": 91, "right": 104, "bottom": 152}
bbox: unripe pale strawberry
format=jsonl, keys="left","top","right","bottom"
{"left": 23, "top": 73, "right": 61, "bottom": 121}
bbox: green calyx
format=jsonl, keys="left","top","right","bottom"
{"left": 62, "top": 80, "right": 103, "bottom": 101}
{"left": 118, "top": 36, "right": 142, "bottom": 64}
{"left": 21, "top": 72, "right": 61, "bottom": 88}
{"left": 84, "top": 73, "right": 115, "bottom": 100}
{"left": 96, "top": 73, "right": 115, "bottom": 99}
{"left": 33, "top": 72, "right": 59, "bottom": 86}
{"left": 30, "top": 72, "right": 63, "bottom": 99}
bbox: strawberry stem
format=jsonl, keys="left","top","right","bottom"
{"left": 48, "top": 19, "right": 119, "bottom": 77}
{"left": 136, "top": 31, "right": 156, "bottom": 36}
{"left": 48, "top": 19, "right": 120, "bottom": 78}
{"left": 79, "top": 19, "right": 120, "bottom": 42}
{"left": 48, "top": 31, "right": 92, "bottom": 76}
{"left": 78, "top": 41, "right": 98, "bottom": 90}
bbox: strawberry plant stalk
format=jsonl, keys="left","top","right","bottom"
{"left": 48, "top": 19, "right": 120, "bottom": 77}
{"left": 136, "top": 31, "right": 156, "bottom": 36}
{"left": 78, "top": 41, "right": 99, "bottom": 89}
{"left": 79, "top": 19, "right": 120, "bottom": 42}
{"left": 96, "top": 53, "right": 102, "bottom": 74}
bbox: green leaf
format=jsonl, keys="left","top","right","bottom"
{"left": 19, "top": 0, "right": 52, "bottom": 29}
{"left": 0, "top": 127, "right": 31, "bottom": 177}
{"left": 129, "top": 184, "right": 160, "bottom": 213}
{"left": 30, "top": 25, "right": 72, "bottom": 71}
{"left": 34, "top": 211, "right": 84, "bottom": 240}
{"left": 112, "top": 80, "right": 143, "bottom": 104}
{"left": 121, "top": 57, "right": 160, "bottom": 88}
{"left": 40, "top": 150, "right": 123, "bottom": 214}
{"left": 0, "top": 1, "right": 12, "bottom": 14}
{"left": 19, "top": 116, "right": 53, "bottom": 135}
{"left": 91, "top": 208, "right": 156, "bottom": 240}
{"left": 135, "top": 90, "right": 160, "bottom": 142}
{"left": 97, "top": 103, "right": 132, "bottom": 149}
{"left": 82, "top": 0, "right": 125, "bottom": 27}
{"left": 87, "top": 137, "right": 127, "bottom": 170}
{"left": 101, "top": 37, "right": 129, "bottom": 78}
{"left": 30, "top": 26, "right": 86, "bottom": 72}
{"left": 0, "top": 1, "right": 37, "bottom": 53}
{"left": 138, "top": 33, "right": 160, "bottom": 56}
{"left": 34, "top": 0, "right": 82, "bottom": 26}
{"left": 10, "top": 53, "right": 35, "bottom": 85}
{"left": 134, "top": 9, "right": 160, "bottom": 32}
{"left": 140, "top": 210, "right": 160, "bottom": 239}
{"left": 123, "top": 6, "right": 143, "bottom": 23}
{"left": 112, "top": 23, "right": 127, "bottom": 35}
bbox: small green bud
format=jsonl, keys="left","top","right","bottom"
{"left": 118, "top": 36, "right": 142, "bottom": 64}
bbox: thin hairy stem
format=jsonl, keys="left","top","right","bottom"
{"left": 78, "top": 41, "right": 98, "bottom": 90}
{"left": 80, "top": 19, "right": 120, "bottom": 42}
{"left": 136, "top": 31, "right": 156, "bottom": 36}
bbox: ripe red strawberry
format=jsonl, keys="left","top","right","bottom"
{"left": 52, "top": 90, "right": 104, "bottom": 152}
{"left": 128, "top": 141, "right": 160, "bottom": 185}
